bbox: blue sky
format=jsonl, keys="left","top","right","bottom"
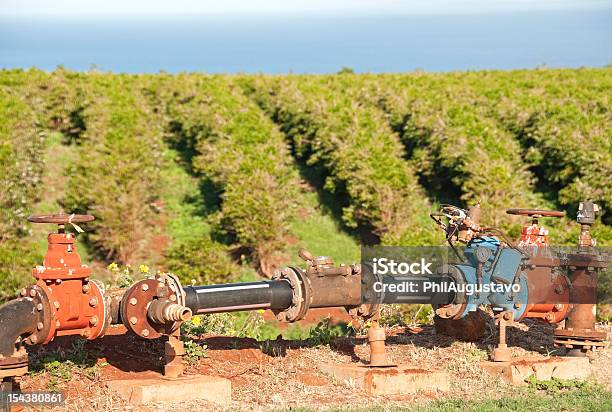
{"left": 2, "top": 0, "right": 611, "bottom": 15}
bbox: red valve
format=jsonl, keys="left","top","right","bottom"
{"left": 23, "top": 214, "right": 109, "bottom": 344}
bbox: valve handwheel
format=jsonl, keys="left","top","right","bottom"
{"left": 506, "top": 209, "right": 565, "bottom": 218}
{"left": 27, "top": 214, "right": 95, "bottom": 224}
{"left": 507, "top": 208, "right": 564, "bottom": 246}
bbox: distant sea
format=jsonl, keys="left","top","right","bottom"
{"left": 0, "top": 9, "right": 610, "bottom": 73}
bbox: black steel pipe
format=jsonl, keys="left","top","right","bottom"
{"left": 0, "top": 298, "right": 38, "bottom": 357}
{"left": 183, "top": 280, "right": 294, "bottom": 315}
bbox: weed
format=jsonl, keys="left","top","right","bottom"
{"left": 29, "top": 338, "right": 100, "bottom": 390}
{"left": 525, "top": 376, "right": 595, "bottom": 392}
{"left": 306, "top": 317, "right": 352, "bottom": 347}
{"left": 182, "top": 340, "right": 208, "bottom": 364}
{"left": 380, "top": 304, "right": 433, "bottom": 327}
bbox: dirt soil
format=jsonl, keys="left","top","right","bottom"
{"left": 17, "top": 312, "right": 612, "bottom": 412}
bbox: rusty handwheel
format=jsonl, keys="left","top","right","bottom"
{"left": 27, "top": 214, "right": 95, "bottom": 224}
{"left": 506, "top": 209, "right": 565, "bottom": 218}
{"left": 28, "top": 213, "right": 95, "bottom": 234}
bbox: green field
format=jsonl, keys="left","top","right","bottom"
{"left": 1, "top": 68, "right": 610, "bottom": 300}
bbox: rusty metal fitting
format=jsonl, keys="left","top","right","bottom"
{"left": 271, "top": 266, "right": 311, "bottom": 323}
{"left": 367, "top": 325, "right": 394, "bottom": 367}
{"left": 554, "top": 326, "right": 607, "bottom": 355}
{"left": 0, "top": 347, "right": 29, "bottom": 380}
{"left": 148, "top": 300, "right": 192, "bottom": 324}
{"left": 120, "top": 273, "right": 187, "bottom": 339}
{"left": 434, "top": 303, "right": 464, "bottom": 320}
{"left": 492, "top": 310, "right": 514, "bottom": 362}
{"left": 492, "top": 343, "right": 512, "bottom": 362}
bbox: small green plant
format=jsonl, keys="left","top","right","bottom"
{"left": 526, "top": 376, "right": 594, "bottom": 392}
{"left": 462, "top": 343, "right": 488, "bottom": 362}
{"left": 182, "top": 339, "right": 208, "bottom": 364}
{"left": 306, "top": 317, "right": 351, "bottom": 347}
{"left": 43, "top": 360, "right": 74, "bottom": 390}
{"left": 29, "top": 338, "right": 100, "bottom": 390}
{"left": 380, "top": 304, "right": 433, "bottom": 327}
{"left": 106, "top": 262, "right": 152, "bottom": 289}
{"left": 181, "top": 311, "right": 268, "bottom": 340}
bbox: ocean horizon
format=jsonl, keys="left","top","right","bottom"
{"left": 1, "top": 9, "right": 610, "bottom": 74}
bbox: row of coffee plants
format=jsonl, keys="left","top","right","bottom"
{"left": 62, "top": 74, "right": 166, "bottom": 263}
{"left": 358, "top": 73, "right": 542, "bottom": 237}
{"left": 160, "top": 75, "right": 299, "bottom": 274}
{"left": 463, "top": 69, "right": 611, "bottom": 222}
{"left": 0, "top": 70, "right": 47, "bottom": 300}
{"left": 245, "top": 75, "right": 442, "bottom": 245}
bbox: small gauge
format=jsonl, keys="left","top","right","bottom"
{"left": 475, "top": 247, "right": 492, "bottom": 263}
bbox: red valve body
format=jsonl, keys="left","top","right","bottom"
{"left": 30, "top": 232, "right": 108, "bottom": 343}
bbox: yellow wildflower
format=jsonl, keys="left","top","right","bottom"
{"left": 139, "top": 264, "right": 149, "bottom": 273}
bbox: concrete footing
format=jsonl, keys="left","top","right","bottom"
{"left": 319, "top": 363, "right": 449, "bottom": 395}
{"left": 480, "top": 356, "right": 591, "bottom": 386}
{"left": 106, "top": 374, "right": 231, "bottom": 405}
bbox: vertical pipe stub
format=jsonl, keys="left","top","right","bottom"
{"left": 366, "top": 324, "right": 395, "bottom": 367}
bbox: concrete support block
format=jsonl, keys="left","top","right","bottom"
{"left": 319, "top": 363, "right": 449, "bottom": 395}
{"left": 106, "top": 374, "right": 231, "bottom": 405}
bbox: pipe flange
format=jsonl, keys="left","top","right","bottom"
{"left": 433, "top": 265, "right": 467, "bottom": 320}
{"left": 272, "top": 267, "right": 311, "bottom": 322}
{"left": 164, "top": 273, "right": 186, "bottom": 307}
{"left": 348, "top": 263, "right": 380, "bottom": 322}
{"left": 22, "top": 285, "right": 53, "bottom": 345}
{"left": 554, "top": 328, "right": 607, "bottom": 351}
{"left": 91, "top": 280, "right": 112, "bottom": 339}
{"left": 0, "top": 348, "right": 29, "bottom": 379}
{"left": 120, "top": 273, "right": 185, "bottom": 339}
